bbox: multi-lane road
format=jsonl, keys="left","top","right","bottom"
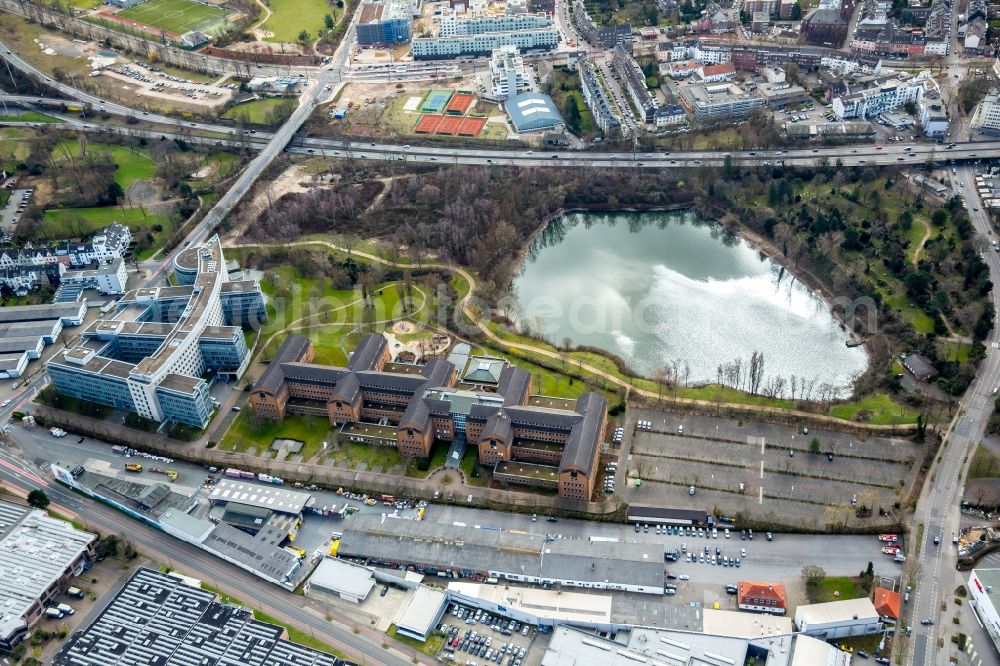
{"left": 906, "top": 168, "right": 1000, "bottom": 666}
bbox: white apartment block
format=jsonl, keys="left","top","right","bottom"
{"left": 489, "top": 46, "right": 536, "bottom": 100}
{"left": 973, "top": 90, "right": 1000, "bottom": 134}
{"left": 832, "top": 72, "right": 933, "bottom": 120}
{"left": 413, "top": 29, "right": 557, "bottom": 58}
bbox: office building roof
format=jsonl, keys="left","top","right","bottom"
{"left": 789, "top": 635, "right": 850, "bottom": 666}
{"left": 308, "top": 558, "right": 376, "bottom": 600}
{"left": 208, "top": 479, "right": 312, "bottom": 515}
{"left": 52, "top": 568, "right": 345, "bottom": 666}
{"left": 972, "top": 568, "right": 1000, "bottom": 615}
{"left": 0, "top": 301, "right": 86, "bottom": 324}
{"left": 0, "top": 500, "right": 96, "bottom": 644}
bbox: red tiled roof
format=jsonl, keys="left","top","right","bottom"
{"left": 737, "top": 581, "right": 787, "bottom": 607}
{"left": 701, "top": 63, "right": 736, "bottom": 76}
{"left": 874, "top": 588, "right": 901, "bottom": 619}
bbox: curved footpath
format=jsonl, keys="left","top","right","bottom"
{"left": 228, "top": 239, "right": 917, "bottom": 433}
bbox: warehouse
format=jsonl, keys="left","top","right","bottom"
{"left": 0, "top": 499, "right": 97, "bottom": 651}
{"left": 394, "top": 586, "right": 448, "bottom": 641}
{"left": 793, "top": 597, "right": 881, "bottom": 639}
{"left": 339, "top": 515, "right": 665, "bottom": 594}
{"left": 207, "top": 478, "right": 312, "bottom": 516}
{"left": 448, "top": 581, "right": 614, "bottom": 630}
{"left": 52, "top": 568, "right": 351, "bottom": 666}
{"left": 306, "top": 558, "right": 376, "bottom": 603}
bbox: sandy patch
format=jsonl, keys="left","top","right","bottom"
{"left": 392, "top": 321, "right": 414, "bottom": 335}
{"left": 191, "top": 165, "right": 215, "bottom": 179}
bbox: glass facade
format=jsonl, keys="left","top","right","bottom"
{"left": 48, "top": 364, "right": 135, "bottom": 411}
{"left": 156, "top": 381, "right": 213, "bottom": 428}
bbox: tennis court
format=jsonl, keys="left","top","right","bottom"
{"left": 445, "top": 93, "right": 475, "bottom": 115}
{"left": 413, "top": 114, "right": 445, "bottom": 133}
{"left": 118, "top": 0, "right": 229, "bottom": 35}
{"left": 412, "top": 114, "right": 486, "bottom": 137}
{"left": 420, "top": 89, "right": 453, "bottom": 113}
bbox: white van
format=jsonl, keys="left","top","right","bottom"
{"left": 57, "top": 603, "right": 75, "bottom": 615}
{"left": 44, "top": 608, "right": 64, "bottom": 619}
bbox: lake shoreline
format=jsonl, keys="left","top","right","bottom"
{"left": 508, "top": 206, "right": 870, "bottom": 394}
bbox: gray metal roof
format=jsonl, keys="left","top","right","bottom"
{"left": 52, "top": 568, "right": 345, "bottom": 666}
{"left": 308, "top": 558, "right": 375, "bottom": 600}
{"left": 203, "top": 523, "right": 300, "bottom": 584}
{"left": 255, "top": 334, "right": 313, "bottom": 393}
{"left": 497, "top": 366, "right": 531, "bottom": 405}
{"left": 0, "top": 500, "right": 96, "bottom": 645}
{"left": 506, "top": 93, "right": 564, "bottom": 132}
{"left": 0, "top": 301, "right": 85, "bottom": 324}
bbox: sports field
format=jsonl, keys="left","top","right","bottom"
{"left": 118, "top": 0, "right": 228, "bottom": 35}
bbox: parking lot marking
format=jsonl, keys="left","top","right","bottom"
{"left": 760, "top": 437, "right": 765, "bottom": 454}
{"left": 759, "top": 460, "right": 764, "bottom": 479}
{"left": 759, "top": 486, "right": 763, "bottom": 504}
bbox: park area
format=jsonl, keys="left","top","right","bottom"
{"left": 116, "top": 0, "right": 230, "bottom": 36}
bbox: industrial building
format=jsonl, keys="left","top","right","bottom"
{"left": 356, "top": 0, "right": 412, "bottom": 45}
{"left": 448, "top": 581, "right": 614, "bottom": 630}
{"left": 793, "top": 597, "right": 881, "bottom": 639}
{"left": 394, "top": 586, "right": 448, "bottom": 641}
{"left": 0, "top": 301, "right": 88, "bottom": 379}
{"left": 0, "top": 499, "right": 97, "bottom": 651}
{"left": 251, "top": 334, "right": 605, "bottom": 499}
{"left": 305, "top": 558, "right": 377, "bottom": 603}
{"left": 47, "top": 235, "right": 264, "bottom": 428}
{"left": 338, "top": 515, "right": 664, "bottom": 594}
{"left": 52, "top": 568, "right": 352, "bottom": 666}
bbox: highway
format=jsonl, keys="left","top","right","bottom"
{"left": 907, "top": 167, "right": 1000, "bottom": 666}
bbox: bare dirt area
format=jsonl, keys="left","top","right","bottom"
{"left": 225, "top": 162, "right": 335, "bottom": 240}
{"left": 614, "top": 409, "right": 922, "bottom": 531}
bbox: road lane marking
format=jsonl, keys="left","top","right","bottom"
{"left": 758, "top": 487, "right": 763, "bottom": 504}
{"left": 759, "top": 460, "right": 764, "bottom": 479}
{"left": 0, "top": 457, "right": 46, "bottom": 486}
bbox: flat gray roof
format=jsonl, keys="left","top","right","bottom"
{"left": 395, "top": 586, "right": 447, "bottom": 637}
{"left": 0, "top": 301, "right": 85, "bottom": 323}
{"left": 0, "top": 320, "right": 61, "bottom": 339}
{"left": 52, "top": 568, "right": 344, "bottom": 666}
{"left": 308, "top": 557, "right": 375, "bottom": 600}
{"left": 202, "top": 523, "right": 300, "bottom": 584}
{"left": 0, "top": 500, "right": 96, "bottom": 644}
{"left": 208, "top": 479, "right": 312, "bottom": 515}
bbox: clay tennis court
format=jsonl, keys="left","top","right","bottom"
{"left": 445, "top": 93, "right": 474, "bottom": 115}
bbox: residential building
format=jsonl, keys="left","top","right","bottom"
{"left": 357, "top": 0, "right": 412, "bottom": 45}
{"left": 60, "top": 258, "right": 128, "bottom": 295}
{"left": 0, "top": 499, "right": 97, "bottom": 651}
{"left": 697, "top": 62, "right": 737, "bottom": 82}
{"left": 571, "top": 0, "right": 631, "bottom": 48}
{"left": 794, "top": 598, "right": 881, "bottom": 639}
{"left": 831, "top": 71, "right": 931, "bottom": 119}
{"left": 737, "top": 581, "right": 787, "bottom": 614}
{"left": 821, "top": 53, "right": 882, "bottom": 75}
{"left": 964, "top": 17, "right": 987, "bottom": 54}
{"left": 61, "top": 222, "right": 133, "bottom": 267}
{"left": 579, "top": 58, "right": 622, "bottom": 133}
{"left": 679, "top": 81, "right": 766, "bottom": 120}
{"left": 973, "top": 89, "right": 1000, "bottom": 135}
{"left": 52, "top": 568, "right": 352, "bottom": 666}
{"left": 873, "top": 587, "right": 901, "bottom": 621}
{"left": 902, "top": 352, "right": 938, "bottom": 382}
{"left": 489, "top": 46, "right": 535, "bottom": 101}
{"left": 412, "top": 28, "right": 558, "bottom": 58}
{"left": 0, "top": 263, "right": 62, "bottom": 296}
{"left": 919, "top": 99, "right": 949, "bottom": 137}
{"left": 610, "top": 45, "right": 681, "bottom": 127}
{"left": 250, "top": 334, "right": 606, "bottom": 500}
{"left": 47, "top": 236, "right": 263, "bottom": 428}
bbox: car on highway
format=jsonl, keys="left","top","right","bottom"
{"left": 920, "top": 619, "right": 934, "bottom": 625}
{"left": 0, "top": 399, "right": 10, "bottom": 407}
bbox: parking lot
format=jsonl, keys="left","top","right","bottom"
{"left": 438, "top": 603, "right": 539, "bottom": 666}
{"left": 615, "top": 410, "right": 921, "bottom": 530}
{"left": 0, "top": 187, "right": 32, "bottom": 239}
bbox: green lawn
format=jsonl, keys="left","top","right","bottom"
{"left": 262, "top": 0, "right": 331, "bottom": 42}
{"left": 968, "top": 445, "right": 999, "bottom": 480}
{"left": 813, "top": 576, "right": 869, "bottom": 603}
{"left": 118, "top": 0, "right": 228, "bottom": 35}
{"left": 52, "top": 140, "right": 156, "bottom": 188}
{"left": 828, "top": 393, "right": 920, "bottom": 425}
{"left": 386, "top": 625, "right": 445, "bottom": 657}
{"left": 220, "top": 411, "right": 332, "bottom": 452}
{"left": 42, "top": 206, "right": 167, "bottom": 239}
{"left": 329, "top": 441, "right": 403, "bottom": 471}
{"left": 223, "top": 98, "right": 294, "bottom": 125}
{"left": 1, "top": 111, "right": 63, "bottom": 123}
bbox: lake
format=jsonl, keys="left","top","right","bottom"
{"left": 510, "top": 211, "right": 869, "bottom": 397}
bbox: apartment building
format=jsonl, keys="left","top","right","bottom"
{"left": 356, "top": 0, "right": 412, "bottom": 45}
{"left": 679, "top": 81, "right": 766, "bottom": 120}
{"left": 737, "top": 581, "right": 787, "bottom": 615}
{"left": 60, "top": 257, "right": 128, "bottom": 295}
{"left": 251, "top": 334, "right": 607, "bottom": 500}
{"left": 413, "top": 26, "right": 557, "bottom": 58}
{"left": 571, "top": 0, "right": 631, "bottom": 48}
{"left": 973, "top": 90, "right": 1000, "bottom": 135}
{"left": 831, "top": 71, "right": 932, "bottom": 119}
{"left": 579, "top": 58, "right": 622, "bottom": 133}
{"left": 489, "top": 46, "right": 535, "bottom": 100}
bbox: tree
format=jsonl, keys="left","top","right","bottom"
{"left": 809, "top": 437, "right": 821, "bottom": 454}
{"left": 790, "top": 1, "right": 802, "bottom": 19}
{"left": 27, "top": 489, "right": 50, "bottom": 509}
{"left": 564, "top": 97, "right": 582, "bottom": 135}
{"left": 323, "top": 13, "right": 334, "bottom": 29}
{"left": 298, "top": 29, "right": 311, "bottom": 43}
{"left": 801, "top": 564, "right": 826, "bottom": 588}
